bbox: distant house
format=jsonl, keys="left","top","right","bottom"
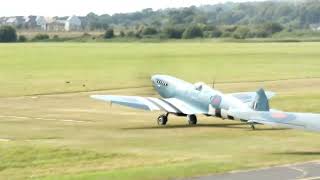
{"left": 65, "top": 15, "right": 81, "bottom": 31}
{"left": 24, "top": 16, "right": 37, "bottom": 29}
{"left": 5, "top": 17, "right": 18, "bottom": 26}
{"left": 36, "top": 16, "right": 47, "bottom": 30}
{"left": 45, "top": 17, "right": 65, "bottom": 31}
{"left": 35, "top": 15, "right": 82, "bottom": 31}
{"left": 5, "top": 16, "right": 25, "bottom": 27}
{"left": 16, "top": 16, "right": 26, "bottom": 27}
{"left": 0, "top": 17, "right": 5, "bottom": 25}
{"left": 310, "top": 24, "right": 320, "bottom": 31}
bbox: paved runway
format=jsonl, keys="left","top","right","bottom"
{"left": 187, "top": 161, "right": 320, "bottom": 180}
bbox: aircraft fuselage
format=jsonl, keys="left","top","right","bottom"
{"left": 151, "top": 75, "right": 249, "bottom": 120}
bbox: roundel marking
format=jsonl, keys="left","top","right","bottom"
{"left": 262, "top": 112, "right": 296, "bottom": 121}
{"left": 271, "top": 112, "right": 288, "bottom": 119}
{"left": 210, "top": 95, "right": 222, "bottom": 108}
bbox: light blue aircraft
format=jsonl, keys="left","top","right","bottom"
{"left": 91, "top": 75, "right": 320, "bottom": 132}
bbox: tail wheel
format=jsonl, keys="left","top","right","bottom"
{"left": 157, "top": 114, "right": 168, "bottom": 126}
{"left": 188, "top": 115, "right": 197, "bottom": 125}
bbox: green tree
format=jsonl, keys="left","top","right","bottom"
{"left": 142, "top": 27, "right": 158, "bottom": 35}
{"left": 203, "top": 25, "right": 222, "bottom": 38}
{"left": 233, "top": 26, "right": 250, "bottom": 39}
{"left": 104, "top": 29, "right": 114, "bottom": 39}
{"left": 262, "top": 22, "right": 284, "bottom": 35}
{"left": 211, "top": 29, "right": 222, "bottom": 38}
{"left": 0, "top": 26, "right": 17, "bottom": 42}
{"left": 120, "top": 31, "right": 125, "bottom": 37}
{"left": 18, "top": 35, "right": 27, "bottom": 42}
{"left": 163, "top": 26, "right": 185, "bottom": 39}
{"left": 33, "top": 34, "right": 49, "bottom": 41}
{"left": 182, "top": 25, "right": 203, "bottom": 39}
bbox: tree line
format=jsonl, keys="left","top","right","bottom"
{"left": 1, "top": 0, "right": 320, "bottom": 42}
{"left": 87, "top": 0, "right": 320, "bottom": 39}
{"left": 84, "top": 0, "right": 320, "bottom": 30}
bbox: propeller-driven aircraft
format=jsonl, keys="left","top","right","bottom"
{"left": 91, "top": 75, "right": 320, "bottom": 132}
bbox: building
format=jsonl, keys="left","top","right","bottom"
{"left": 46, "top": 19, "right": 66, "bottom": 31}
{"left": 310, "top": 24, "right": 320, "bottom": 31}
{"left": 0, "top": 17, "right": 5, "bottom": 25}
{"left": 5, "top": 17, "right": 18, "bottom": 26}
{"left": 24, "top": 16, "right": 37, "bottom": 29}
{"left": 65, "top": 15, "right": 82, "bottom": 31}
{"left": 35, "top": 15, "right": 82, "bottom": 31}
{"left": 36, "top": 16, "right": 47, "bottom": 30}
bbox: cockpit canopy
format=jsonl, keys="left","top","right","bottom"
{"left": 194, "top": 82, "right": 212, "bottom": 92}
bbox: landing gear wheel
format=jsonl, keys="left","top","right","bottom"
{"left": 188, "top": 115, "right": 197, "bottom": 125}
{"left": 157, "top": 114, "right": 168, "bottom": 126}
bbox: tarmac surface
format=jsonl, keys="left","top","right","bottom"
{"left": 187, "top": 161, "right": 320, "bottom": 180}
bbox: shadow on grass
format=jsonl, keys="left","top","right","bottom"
{"left": 273, "top": 151, "right": 320, "bottom": 156}
{"left": 122, "top": 123, "right": 246, "bottom": 130}
{"left": 251, "top": 128, "right": 289, "bottom": 131}
{"left": 123, "top": 123, "right": 289, "bottom": 131}
{"left": 122, "top": 123, "right": 291, "bottom": 132}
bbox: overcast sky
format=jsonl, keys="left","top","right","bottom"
{"left": 1, "top": 0, "right": 268, "bottom": 17}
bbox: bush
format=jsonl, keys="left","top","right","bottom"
{"left": 182, "top": 25, "right": 203, "bottom": 39}
{"left": 0, "top": 26, "right": 17, "bottom": 42}
{"left": 104, "top": 29, "right": 114, "bottom": 39}
{"left": 251, "top": 28, "right": 269, "bottom": 38}
{"left": 262, "top": 22, "right": 284, "bottom": 35}
{"left": 223, "top": 26, "right": 238, "bottom": 33}
{"left": 211, "top": 29, "right": 222, "bottom": 38}
{"left": 221, "top": 32, "right": 232, "bottom": 38}
{"left": 142, "top": 27, "right": 158, "bottom": 35}
{"left": 33, "top": 34, "right": 50, "bottom": 41}
{"left": 126, "top": 31, "right": 136, "bottom": 37}
{"left": 119, "top": 31, "right": 125, "bottom": 37}
{"left": 233, "top": 27, "right": 250, "bottom": 39}
{"left": 163, "top": 27, "right": 185, "bottom": 39}
{"left": 82, "top": 33, "right": 91, "bottom": 37}
{"left": 18, "top": 35, "right": 27, "bottom": 42}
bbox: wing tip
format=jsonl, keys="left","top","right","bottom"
{"left": 90, "top": 95, "right": 111, "bottom": 101}
{"left": 90, "top": 95, "right": 100, "bottom": 99}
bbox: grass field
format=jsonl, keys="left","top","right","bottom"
{"left": 0, "top": 42, "right": 320, "bottom": 180}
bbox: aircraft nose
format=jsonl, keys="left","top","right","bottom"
{"left": 151, "top": 75, "right": 156, "bottom": 82}
{"left": 151, "top": 75, "right": 160, "bottom": 82}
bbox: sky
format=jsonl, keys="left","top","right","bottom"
{"left": 0, "top": 0, "right": 268, "bottom": 17}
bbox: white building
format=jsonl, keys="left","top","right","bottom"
{"left": 35, "top": 15, "right": 82, "bottom": 31}
{"left": 310, "top": 24, "right": 320, "bottom": 31}
{"left": 65, "top": 15, "right": 81, "bottom": 31}
{"left": 6, "top": 17, "right": 18, "bottom": 25}
{"left": 36, "top": 16, "right": 47, "bottom": 30}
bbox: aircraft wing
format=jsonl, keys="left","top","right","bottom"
{"left": 228, "top": 109, "right": 320, "bottom": 132}
{"left": 91, "top": 95, "right": 206, "bottom": 115}
{"left": 228, "top": 91, "right": 276, "bottom": 103}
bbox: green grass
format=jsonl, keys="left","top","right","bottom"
{"left": 1, "top": 42, "right": 320, "bottom": 97}
{"left": 0, "top": 42, "right": 320, "bottom": 180}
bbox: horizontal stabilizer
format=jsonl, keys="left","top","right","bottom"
{"left": 229, "top": 109, "right": 320, "bottom": 132}
{"left": 228, "top": 91, "right": 275, "bottom": 104}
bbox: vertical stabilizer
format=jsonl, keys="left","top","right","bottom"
{"left": 252, "top": 88, "right": 270, "bottom": 111}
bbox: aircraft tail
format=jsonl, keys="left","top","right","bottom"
{"left": 252, "top": 88, "right": 270, "bottom": 111}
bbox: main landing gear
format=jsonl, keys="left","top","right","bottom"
{"left": 157, "top": 113, "right": 168, "bottom": 126}
{"left": 248, "top": 121, "right": 256, "bottom": 130}
{"left": 187, "top": 115, "right": 197, "bottom": 125}
{"left": 157, "top": 113, "right": 198, "bottom": 126}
